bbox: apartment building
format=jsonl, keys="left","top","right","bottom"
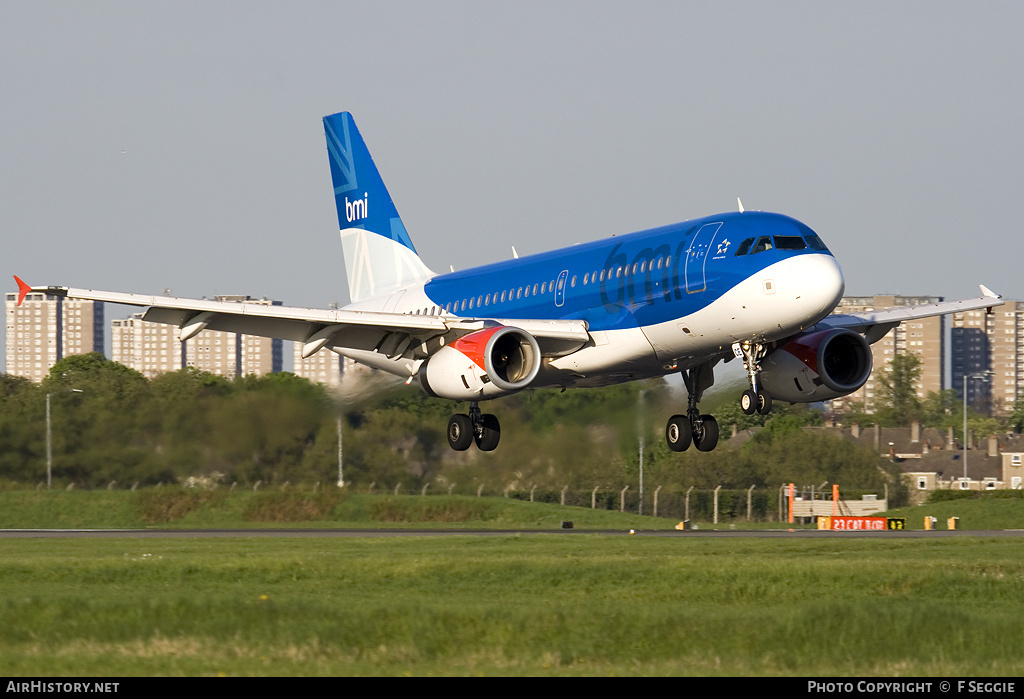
{"left": 830, "top": 295, "right": 945, "bottom": 412}
{"left": 111, "top": 313, "right": 184, "bottom": 379}
{"left": 180, "top": 296, "right": 283, "bottom": 379}
{"left": 4, "top": 291, "right": 103, "bottom": 382}
{"left": 952, "top": 300, "right": 1024, "bottom": 415}
{"left": 292, "top": 345, "right": 345, "bottom": 387}
{"left": 109, "top": 297, "right": 283, "bottom": 380}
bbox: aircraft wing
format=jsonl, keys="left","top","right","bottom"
{"left": 816, "top": 285, "right": 1003, "bottom": 344}
{"left": 14, "top": 277, "right": 591, "bottom": 376}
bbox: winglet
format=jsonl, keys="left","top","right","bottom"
{"left": 980, "top": 284, "right": 1000, "bottom": 299}
{"left": 13, "top": 276, "right": 31, "bottom": 306}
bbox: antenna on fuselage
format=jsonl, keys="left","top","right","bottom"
{"left": 737, "top": 197, "right": 745, "bottom": 213}
{"left": 512, "top": 246, "right": 519, "bottom": 259}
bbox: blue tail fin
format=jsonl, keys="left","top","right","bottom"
{"left": 324, "top": 112, "right": 433, "bottom": 303}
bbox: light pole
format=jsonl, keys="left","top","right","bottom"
{"left": 962, "top": 371, "right": 993, "bottom": 481}
{"left": 337, "top": 415, "right": 344, "bottom": 488}
{"left": 637, "top": 390, "right": 645, "bottom": 516}
{"left": 45, "top": 389, "right": 83, "bottom": 489}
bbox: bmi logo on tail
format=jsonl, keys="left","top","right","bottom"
{"left": 345, "top": 193, "right": 368, "bottom": 223}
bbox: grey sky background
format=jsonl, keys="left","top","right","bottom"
{"left": 3, "top": 2, "right": 1023, "bottom": 367}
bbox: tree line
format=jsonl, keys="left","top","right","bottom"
{"left": 0, "top": 352, "right": 915, "bottom": 499}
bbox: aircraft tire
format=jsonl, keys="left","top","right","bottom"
{"left": 740, "top": 390, "right": 757, "bottom": 415}
{"left": 757, "top": 389, "right": 773, "bottom": 415}
{"left": 694, "top": 415, "right": 719, "bottom": 452}
{"left": 447, "top": 414, "right": 474, "bottom": 451}
{"left": 666, "top": 414, "right": 692, "bottom": 452}
{"left": 475, "top": 413, "right": 501, "bottom": 451}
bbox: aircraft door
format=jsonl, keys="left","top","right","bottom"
{"left": 554, "top": 270, "right": 568, "bottom": 307}
{"left": 684, "top": 222, "right": 723, "bottom": 293}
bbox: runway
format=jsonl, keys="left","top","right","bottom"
{"left": 2, "top": 528, "right": 1022, "bottom": 539}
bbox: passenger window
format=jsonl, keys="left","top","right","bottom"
{"left": 775, "top": 236, "right": 807, "bottom": 250}
{"left": 735, "top": 238, "right": 755, "bottom": 256}
{"left": 751, "top": 237, "right": 773, "bottom": 254}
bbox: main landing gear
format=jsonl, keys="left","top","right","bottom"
{"left": 447, "top": 402, "right": 500, "bottom": 452}
{"left": 665, "top": 362, "right": 720, "bottom": 452}
{"left": 735, "top": 341, "right": 773, "bottom": 416}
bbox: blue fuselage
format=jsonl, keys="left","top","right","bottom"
{"left": 424, "top": 211, "right": 834, "bottom": 334}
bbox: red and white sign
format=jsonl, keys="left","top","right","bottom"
{"left": 821, "top": 516, "right": 887, "bottom": 531}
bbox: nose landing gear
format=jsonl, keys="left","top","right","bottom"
{"left": 735, "top": 341, "right": 773, "bottom": 416}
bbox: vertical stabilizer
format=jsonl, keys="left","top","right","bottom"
{"left": 324, "top": 112, "right": 433, "bottom": 303}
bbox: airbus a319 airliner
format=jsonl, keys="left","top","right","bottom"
{"left": 16, "top": 112, "right": 1003, "bottom": 452}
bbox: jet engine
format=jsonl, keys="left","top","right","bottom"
{"left": 759, "top": 328, "right": 872, "bottom": 403}
{"left": 419, "top": 326, "right": 542, "bottom": 400}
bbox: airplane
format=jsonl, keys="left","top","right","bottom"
{"left": 15, "top": 111, "right": 1004, "bottom": 453}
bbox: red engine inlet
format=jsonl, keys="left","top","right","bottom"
{"left": 419, "top": 326, "right": 542, "bottom": 400}
{"left": 759, "top": 328, "right": 872, "bottom": 403}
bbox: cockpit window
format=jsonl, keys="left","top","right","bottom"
{"left": 805, "top": 234, "right": 829, "bottom": 251}
{"left": 750, "top": 236, "right": 773, "bottom": 254}
{"left": 774, "top": 235, "right": 807, "bottom": 250}
{"left": 735, "top": 237, "right": 754, "bottom": 256}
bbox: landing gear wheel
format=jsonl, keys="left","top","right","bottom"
{"left": 740, "top": 389, "right": 757, "bottom": 415}
{"left": 693, "top": 415, "right": 719, "bottom": 452}
{"left": 734, "top": 340, "right": 773, "bottom": 418}
{"left": 447, "top": 414, "right": 473, "bottom": 451}
{"left": 666, "top": 414, "right": 692, "bottom": 452}
{"left": 475, "top": 413, "right": 501, "bottom": 452}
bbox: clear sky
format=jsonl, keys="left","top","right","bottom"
{"left": 4, "top": 2, "right": 1023, "bottom": 365}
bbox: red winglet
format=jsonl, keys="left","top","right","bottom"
{"left": 13, "top": 276, "right": 31, "bottom": 306}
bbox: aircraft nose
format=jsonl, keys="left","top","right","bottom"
{"left": 795, "top": 253, "right": 845, "bottom": 318}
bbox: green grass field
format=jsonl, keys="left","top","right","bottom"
{"left": 1, "top": 489, "right": 1022, "bottom": 676}
{"left": 1, "top": 535, "right": 1023, "bottom": 676}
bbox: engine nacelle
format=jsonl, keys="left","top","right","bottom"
{"left": 759, "top": 328, "right": 872, "bottom": 403}
{"left": 419, "top": 326, "right": 542, "bottom": 400}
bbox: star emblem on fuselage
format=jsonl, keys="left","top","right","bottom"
{"left": 717, "top": 239, "right": 731, "bottom": 255}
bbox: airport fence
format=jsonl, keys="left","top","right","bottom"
{"left": 504, "top": 486, "right": 777, "bottom": 522}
